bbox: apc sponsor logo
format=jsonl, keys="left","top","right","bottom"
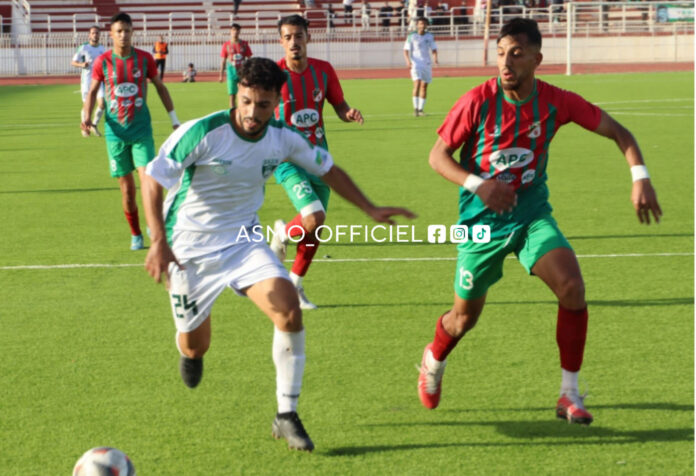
{"left": 521, "top": 169, "right": 536, "bottom": 184}
{"left": 114, "top": 82, "right": 138, "bottom": 98}
{"left": 291, "top": 108, "right": 320, "bottom": 128}
{"left": 489, "top": 147, "right": 534, "bottom": 171}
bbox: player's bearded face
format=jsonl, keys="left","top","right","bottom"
{"left": 496, "top": 35, "right": 542, "bottom": 92}
{"left": 89, "top": 28, "right": 99, "bottom": 45}
{"left": 110, "top": 21, "right": 133, "bottom": 49}
{"left": 280, "top": 25, "right": 308, "bottom": 61}
{"left": 234, "top": 85, "right": 280, "bottom": 138}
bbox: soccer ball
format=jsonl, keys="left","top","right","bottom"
{"left": 72, "top": 447, "right": 136, "bottom": 476}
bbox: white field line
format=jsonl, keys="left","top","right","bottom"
{"left": 0, "top": 252, "right": 692, "bottom": 270}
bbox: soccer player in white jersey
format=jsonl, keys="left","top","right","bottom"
{"left": 141, "top": 57, "right": 414, "bottom": 452}
{"left": 403, "top": 17, "right": 438, "bottom": 117}
{"left": 71, "top": 25, "right": 106, "bottom": 137}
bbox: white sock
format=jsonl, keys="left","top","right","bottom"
{"left": 418, "top": 97, "right": 426, "bottom": 111}
{"left": 289, "top": 271, "right": 302, "bottom": 288}
{"left": 93, "top": 107, "right": 104, "bottom": 125}
{"left": 273, "top": 327, "right": 306, "bottom": 413}
{"left": 561, "top": 368, "right": 579, "bottom": 395}
{"left": 80, "top": 108, "right": 88, "bottom": 123}
{"left": 425, "top": 347, "right": 445, "bottom": 371}
{"left": 412, "top": 96, "right": 418, "bottom": 109}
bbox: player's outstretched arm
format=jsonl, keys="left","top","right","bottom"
{"left": 141, "top": 172, "right": 181, "bottom": 287}
{"left": 429, "top": 137, "right": 516, "bottom": 214}
{"left": 593, "top": 110, "right": 662, "bottom": 224}
{"left": 334, "top": 101, "right": 364, "bottom": 124}
{"left": 321, "top": 165, "right": 416, "bottom": 224}
{"left": 81, "top": 78, "right": 100, "bottom": 132}
{"left": 150, "top": 76, "right": 180, "bottom": 129}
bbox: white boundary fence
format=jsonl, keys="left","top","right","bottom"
{"left": 0, "top": 1, "right": 693, "bottom": 76}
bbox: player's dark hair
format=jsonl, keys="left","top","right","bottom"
{"left": 278, "top": 14, "right": 309, "bottom": 34}
{"left": 497, "top": 18, "right": 542, "bottom": 47}
{"left": 89, "top": 25, "right": 100, "bottom": 31}
{"left": 110, "top": 12, "right": 132, "bottom": 26}
{"left": 416, "top": 16, "right": 429, "bottom": 24}
{"left": 237, "top": 57, "right": 286, "bottom": 94}
{"left": 231, "top": 23, "right": 241, "bottom": 31}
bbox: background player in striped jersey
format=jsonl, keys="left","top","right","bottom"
{"left": 417, "top": 18, "right": 661, "bottom": 424}
{"left": 71, "top": 25, "right": 106, "bottom": 137}
{"left": 403, "top": 17, "right": 438, "bottom": 117}
{"left": 219, "top": 24, "right": 252, "bottom": 108}
{"left": 82, "top": 12, "right": 180, "bottom": 251}
{"left": 269, "top": 14, "right": 364, "bottom": 310}
{"left": 141, "top": 57, "right": 413, "bottom": 451}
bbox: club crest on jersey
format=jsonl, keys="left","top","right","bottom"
{"left": 135, "top": 97, "right": 143, "bottom": 108}
{"left": 493, "top": 125, "right": 501, "bottom": 138}
{"left": 132, "top": 68, "right": 141, "bottom": 79}
{"left": 212, "top": 158, "right": 232, "bottom": 176}
{"left": 489, "top": 147, "right": 534, "bottom": 171}
{"left": 109, "top": 99, "right": 118, "bottom": 111}
{"left": 114, "top": 82, "right": 138, "bottom": 98}
{"left": 312, "top": 88, "right": 323, "bottom": 103}
{"left": 261, "top": 158, "right": 280, "bottom": 178}
{"left": 291, "top": 108, "right": 320, "bottom": 128}
{"left": 527, "top": 121, "right": 541, "bottom": 139}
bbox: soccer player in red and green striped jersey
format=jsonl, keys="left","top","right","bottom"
{"left": 82, "top": 12, "right": 179, "bottom": 251}
{"left": 269, "top": 15, "right": 364, "bottom": 310}
{"left": 417, "top": 18, "right": 662, "bottom": 424}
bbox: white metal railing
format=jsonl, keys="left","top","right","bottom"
{"left": 10, "top": 0, "right": 695, "bottom": 34}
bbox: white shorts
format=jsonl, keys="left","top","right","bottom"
{"left": 410, "top": 64, "right": 432, "bottom": 84}
{"left": 167, "top": 240, "right": 289, "bottom": 332}
{"left": 81, "top": 82, "right": 104, "bottom": 102}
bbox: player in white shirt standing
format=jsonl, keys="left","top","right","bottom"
{"left": 141, "top": 57, "right": 414, "bottom": 452}
{"left": 403, "top": 17, "right": 438, "bottom": 117}
{"left": 71, "top": 25, "right": 106, "bottom": 137}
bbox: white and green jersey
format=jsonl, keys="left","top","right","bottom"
{"left": 72, "top": 42, "right": 105, "bottom": 91}
{"left": 403, "top": 31, "right": 437, "bottom": 67}
{"left": 146, "top": 109, "right": 334, "bottom": 260}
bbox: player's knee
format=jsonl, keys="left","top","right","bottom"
{"left": 557, "top": 277, "right": 586, "bottom": 309}
{"left": 301, "top": 211, "right": 325, "bottom": 234}
{"left": 276, "top": 307, "right": 303, "bottom": 333}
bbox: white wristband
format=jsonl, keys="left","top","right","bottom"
{"left": 630, "top": 165, "right": 650, "bottom": 182}
{"left": 168, "top": 110, "right": 180, "bottom": 127}
{"left": 463, "top": 174, "right": 485, "bottom": 194}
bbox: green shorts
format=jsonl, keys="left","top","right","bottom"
{"left": 106, "top": 135, "right": 156, "bottom": 178}
{"left": 274, "top": 161, "right": 330, "bottom": 214}
{"left": 226, "top": 63, "right": 239, "bottom": 96}
{"left": 453, "top": 213, "right": 572, "bottom": 299}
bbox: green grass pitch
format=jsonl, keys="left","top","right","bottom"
{"left": 0, "top": 71, "right": 693, "bottom": 475}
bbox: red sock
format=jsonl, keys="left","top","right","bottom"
{"left": 556, "top": 305, "right": 588, "bottom": 372}
{"left": 430, "top": 314, "right": 460, "bottom": 361}
{"left": 291, "top": 235, "right": 319, "bottom": 276}
{"left": 124, "top": 209, "right": 142, "bottom": 236}
{"left": 285, "top": 214, "right": 305, "bottom": 238}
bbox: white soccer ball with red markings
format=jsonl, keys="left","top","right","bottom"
{"left": 72, "top": 447, "right": 136, "bottom": 476}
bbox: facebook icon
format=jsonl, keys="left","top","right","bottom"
{"left": 427, "top": 225, "right": 447, "bottom": 243}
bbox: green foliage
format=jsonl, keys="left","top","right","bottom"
{"left": 0, "top": 73, "right": 693, "bottom": 475}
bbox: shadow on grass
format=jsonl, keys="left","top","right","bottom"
{"left": 317, "top": 297, "right": 694, "bottom": 309}
{"left": 326, "top": 406, "right": 694, "bottom": 456}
